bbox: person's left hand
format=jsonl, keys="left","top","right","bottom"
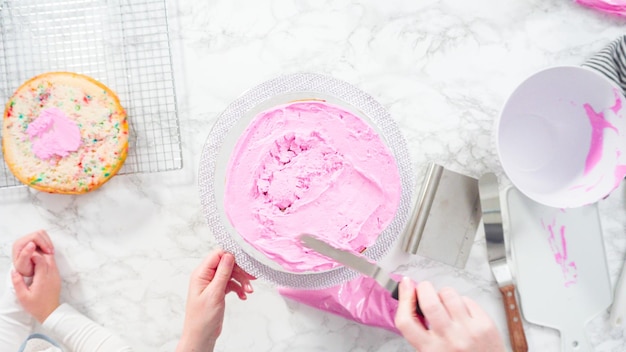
{"left": 12, "top": 230, "right": 55, "bottom": 277}
{"left": 11, "top": 252, "right": 61, "bottom": 323}
{"left": 176, "top": 250, "right": 255, "bottom": 352}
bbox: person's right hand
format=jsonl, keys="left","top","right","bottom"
{"left": 395, "top": 278, "right": 505, "bottom": 352}
{"left": 11, "top": 252, "right": 61, "bottom": 323}
{"left": 12, "top": 230, "right": 55, "bottom": 277}
{"left": 176, "top": 250, "right": 255, "bottom": 352}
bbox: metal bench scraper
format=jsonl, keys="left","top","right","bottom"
{"left": 402, "top": 163, "right": 481, "bottom": 268}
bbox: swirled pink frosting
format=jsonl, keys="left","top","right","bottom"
{"left": 224, "top": 101, "right": 401, "bottom": 272}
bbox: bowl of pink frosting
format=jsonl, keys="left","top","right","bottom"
{"left": 497, "top": 66, "right": 626, "bottom": 208}
{"left": 199, "top": 73, "right": 414, "bottom": 289}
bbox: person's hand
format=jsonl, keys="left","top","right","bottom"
{"left": 12, "top": 230, "right": 54, "bottom": 277}
{"left": 395, "top": 278, "right": 505, "bottom": 352}
{"left": 176, "top": 250, "right": 255, "bottom": 352}
{"left": 11, "top": 252, "right": 61, "bottom": 323}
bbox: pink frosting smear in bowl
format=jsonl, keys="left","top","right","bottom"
{"left": 223, "top": 101, "right": 402, "bottom": 272}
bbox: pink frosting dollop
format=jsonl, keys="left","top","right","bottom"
{"left": 224, "top": 101, "right": 402, "bottom": 272}
{"left": 26, "top": 107, "right": 82, "bottom": 160}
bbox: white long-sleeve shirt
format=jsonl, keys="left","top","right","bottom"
{"left": 0, "top": 272, "right": 33, "bottom": 349}
{"left": 0, "top": 271, "right": 133, "bottom": 352}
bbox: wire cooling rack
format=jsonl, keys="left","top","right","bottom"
{"left": 0, "top": 0, "right": 182, "bottom": 188}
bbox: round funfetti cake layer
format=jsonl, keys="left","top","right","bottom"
{"left": 2, "top": 72, "right": 128, "bottom": 194}
{"left": 223, "top": 100, "right": 402, "bottom": 273}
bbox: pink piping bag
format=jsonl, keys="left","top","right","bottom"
{"left": 279, "top": 274, "right": 401, "bottom": 334}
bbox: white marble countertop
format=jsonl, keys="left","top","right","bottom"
{"left": 2, "top": 0, "right": 626, "bottom": 351}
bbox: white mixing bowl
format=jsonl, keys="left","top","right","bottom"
{"left": 497, "top": 66, "right": 626, "bottom": 208}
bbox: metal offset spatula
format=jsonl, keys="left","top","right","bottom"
{"left": 478, "top": 173, "right": 528, "bottom": 352}
{"left": 300, "top": 233, "right": 423, "bottom": 317}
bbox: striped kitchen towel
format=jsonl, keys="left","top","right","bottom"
{"left": 582, "top": 35, "right": 626, "bottom": 96}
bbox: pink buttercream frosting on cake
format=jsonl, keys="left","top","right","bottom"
{"left": 224, "top": 101, "right": 402, "bottom": 272}
{"left": 26, "top": 107, "right": 82, "bottom": 160}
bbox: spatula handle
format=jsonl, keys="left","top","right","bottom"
{"left": 391, "top": 283, "right": 424, "bottom": 317}
{"left": 499, "top": 284, "right": 528, "bottom": 352}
